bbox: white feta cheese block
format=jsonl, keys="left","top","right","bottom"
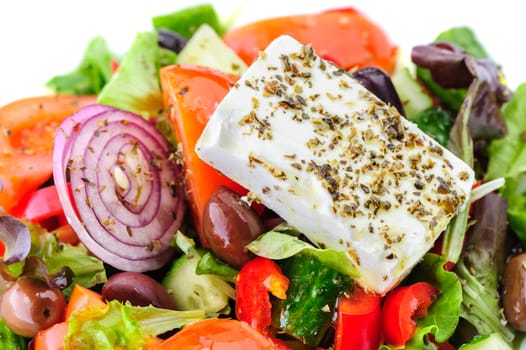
{"left": 195, "top": 35, "right": 475, "bottom": 294}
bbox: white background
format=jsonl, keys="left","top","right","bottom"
{"left": 0, "top": 0, "right": 524, "bottom": 106}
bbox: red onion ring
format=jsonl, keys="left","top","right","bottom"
{"left": 53, "top": 104, "right": 185, "bottom": 272}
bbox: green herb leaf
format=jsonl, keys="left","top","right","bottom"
{"left": 247, "top": 226, "right": 359, "bottom": 279}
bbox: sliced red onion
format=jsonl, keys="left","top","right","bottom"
{"left": 0, "top": 215, "right": 31, "bottom": 265}
{"left": 53, "top": 104, "right": 185, "bottom": 272}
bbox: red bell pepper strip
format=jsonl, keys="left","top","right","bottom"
{"left": 235, "top": 257, "right": 289, "bottom": 333}
{"left": 381, "top": 282, "right": 439, "bottom": 347}
{"left": 334, "top": 286, "right": 382, "bottom": 350}
{"left": 10, "top": 185, "right": 63, "bottom": 224}
{"left": 222, "top": 7, "right": 398, "bottom": 74}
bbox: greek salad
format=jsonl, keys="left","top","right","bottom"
{"left": 1, "top": 3, "right": 526, "bottom": 350}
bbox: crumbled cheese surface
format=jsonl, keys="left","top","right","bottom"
{"left": 195, "top": 35, "right": 474, "bottom": 294}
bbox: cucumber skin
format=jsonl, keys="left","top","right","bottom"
{"left": 272, "top": 254, "right": 353, "bottom": 346}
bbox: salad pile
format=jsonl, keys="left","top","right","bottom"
{"left": 1, "top": 3, "right": 526, "bottom": 349}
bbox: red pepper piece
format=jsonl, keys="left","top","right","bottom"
{"left": 381, "top": 282, "right": 439, "bottom": 347}
{"left": 334, "top": 286, "right": 382, "bottom": 350}
{"left": 235, "top": 257, "right": 289, "bottom": 333}
{"left": 10, "top": 185, "right": 63, "bottom": 226}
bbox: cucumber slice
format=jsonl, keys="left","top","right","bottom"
{"left": 176, "top": 24, "right": 247, "bottom": 76}
{"left": 391, "top": 66, "right": 433, "bottom": 118}
{"left": 162, "top": 237, "right": 235, "bottom": 315}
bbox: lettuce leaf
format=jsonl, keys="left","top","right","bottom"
{"left": 97, "top": 31, "right": 176, "bottom": 118}
{"left": 46, "top": 36, "right": 115, "bottom": 95}
{"left": 486, "top": 83, "right": 526, "bottom": 244}
{"left": 65, "top": 300, "right": 205, "bottom": 350}
{"left": 246, "top": 225, "right": 359, "bottom": 279}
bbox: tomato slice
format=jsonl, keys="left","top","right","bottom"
{"left": 381, "top": 282, "right": 439, "bottom": 347}
{"left": 223, "top": 7, "right": 398, "bottom": 74}
{"left": 33, "top": 321, "right": 68, "bottom": 350}
{"left": 0, "top": 95, "right": 96, "bottom": 212}
{"left": 155, "top": 318, "right": 278, "bottom": 350}
{"left": 160, "top": 65, "right": 247, "bottom": 246}
{"left": 65, "top": 284, "right": 106, "bottom": 321}
{"left": 334, "top": 286, "right": 382, "bottom": 350}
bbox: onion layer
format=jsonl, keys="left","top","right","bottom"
{"left": 53, "top": 104, "right": 185, "bottom": 272}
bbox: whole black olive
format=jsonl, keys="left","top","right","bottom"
{"left": 1, "top": 277, "right": 66, "bottom": 337}
{"left": 203, "top": 186, "right": 265, "bottom": 268}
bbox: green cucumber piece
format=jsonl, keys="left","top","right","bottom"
{"left": 272, "top": 254, "right": 353, "bottom": 346}
{"left": 459, "top": 333, "right": 513, "bottom": 350}
{"left": 176, "top": 24, "right": 247, "bottom": 76}
{"left": 152, "top": 3, "right": 225, "bottom": 39}
{"left": 162, "top": 247, "right": 233, "bottom": 314}
{"left": 410, "top": 107, "right": 453, "bottom": 146}
{"left": 391, "top": 66, "right": 433, "bottom": 118}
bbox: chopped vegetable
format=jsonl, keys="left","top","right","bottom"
{"left": 46, "top": 36, "right": 115, "bottom": 95}
{"left": 410, "top": 107, "right": 453, "bottom": 146}
{"left": 154, "top": 318, "right": 279, "bottom": 350}
{"left": 271, "top": 254, "right": 352, "bottom": 346}
{"left": 152, "top": 3, "right": 225, "bottom": 39}
{"left": 381, "top": 282, "right": 439, "bottom": 347}
{"left": 236, "top": 256, "right": 289, "bottom": 333}
{"left": 222, "top": 7, "right": 398, "bottom": 73}
{"left": 97, "top": 31, "right": 176, "bottom": 118}
{"left": 162, "top": 232, "right": 235, "bottom": 314}
{"left": 0, "top": 215, "right": 31, "bottom": 265}
{"left": 486, "top": 83, "right": 526, "bottom": 244}
{"left": 0, "top": 95, "right": 96, "bottom": 212}
{"left": 65, "top": 299, "right": 205, "bottom": 350}
{"left": 52, "top": 104, "right": 186, "bottom": 272}
{"left": 160, "top": 64, "right": 247, "bottom": 245}
{"left": 0, "top": 318, "right": 26, "bottom": 350}
{"left": 455, "top": 192, "right": 515, "bottom": 344}
{"left": 9, "top": 185, "right": 64, "bottom": 228}
{"left": 246, "top": 226, "right": 359, "bottom": 279}
{"left": 176, "top": 24, "right": 247, "bottom": 76}
{"left": 335, "top": 286, "right": 382, "bottom": 350}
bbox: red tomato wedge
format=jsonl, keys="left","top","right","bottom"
{"left": 0, "top": 95, "right": 96, "bottom": 212}
{"left": 223, "top": 7, "right": 398, "bottom": 74}
{"left": 335, "top": 286, "right": 382, "bottom": 350}
{"left": 33, "top": 285, "right": 106, "bottom": 350}
{"left": 154, "top": 318, "right": 279, "bottom": 350}
{"left": 160, "top": 65, "right": 247, "bottom": 246}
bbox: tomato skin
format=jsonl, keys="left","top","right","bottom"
{"left": 223, "top": 7, "right": 398, "bottom": 74}
{"left": 155, "top": 318, "right": 279, "bottom": 350}
{"left": 34, "top": 321, "right": 68, "bottom": 350}
{"left": 0, "top": 95, "right": 96, "bottom": 212}
{"left": 65, "top": 284, "right": 106, "bottom": 321}
{"left": 334, "top": 286, "right": 382, "bottom": 350}
{"left": 160, "top": 65, "right": 247, "bottom": 246}
{"left": 381, "top": 282, "right": 439, "bottom": 347}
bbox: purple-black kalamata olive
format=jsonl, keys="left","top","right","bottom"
{"left": 0, "top": 277, "right": 66, "bottom": 337}
{"left": 503, "top": 253, "right": 526, "bottom": 330}
{"left": 203, "top": 186, "right": 265, "bottom": 268}
{"left": 157, "top": 29, "right": 188, "bottom": 53}
{"left": 102, "top": 271, "right": 177, "bottom": 310}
